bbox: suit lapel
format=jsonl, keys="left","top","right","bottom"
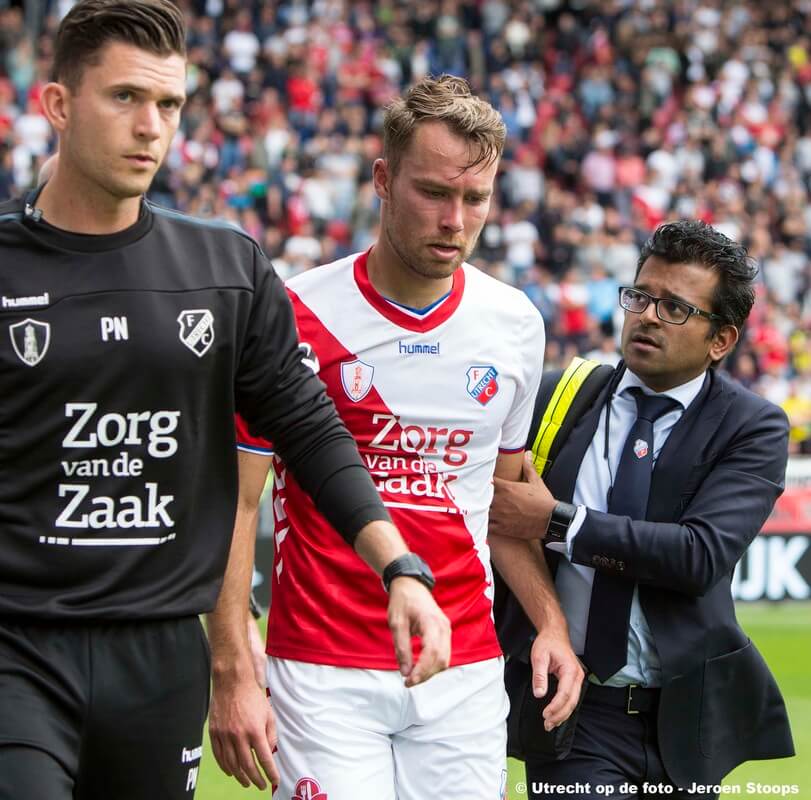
{"left": 648, "top": 370, "right": 732, "bottom": 521}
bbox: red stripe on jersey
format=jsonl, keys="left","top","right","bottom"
{"left": 353, "top": 249, "right": 466, "bottom": 332}
{"left": 266, "top": 288, "right": 500, "bottom": 669}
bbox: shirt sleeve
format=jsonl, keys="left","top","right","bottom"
{"left": 234, "top": 249, "right": 389, "bottom": 544}
{"left": 499, "top": 301, "right": 545, "bottom": 452}
{"left": 235, "top": 413, "right": 273, "bottom": 455}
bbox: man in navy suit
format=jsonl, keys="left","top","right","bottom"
{"left": 490, "top": 220, "right": 794, "bottom": 798}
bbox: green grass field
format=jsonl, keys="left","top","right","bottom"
{"left": 195, "top": 602, "right": 809, "bottom": 799}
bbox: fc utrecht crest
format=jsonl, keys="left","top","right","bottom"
{"left": 634, "top": 438, "right": 649, "bottom": 459}
{"left": 341, "top": 359, "right": 374, "bottom": 402}
{"left": 466, "top": 365, "right": 499, "bottom": 405}
{"left": 9, "top": 318, "right": 50, "bottom": 366}
{"left": 293, "top": 777, "right": 328, "bottom": 800}
{"left": 177, "top": 309, "right": 215, "bottom": 357}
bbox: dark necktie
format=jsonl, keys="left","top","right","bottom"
{"left": 582, "top": 387, "right": 681, "bottom": 682}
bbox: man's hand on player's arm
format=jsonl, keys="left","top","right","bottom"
{"left": 207, "top": 451, "right": 279, "bottom": 791}
{"left": 490, "top": 451, "right": 584, "bottom": 729}
{"left": 353, "top": 520, "right": 451, "bottom": 687}
{"left": 490, "top": 452, "right": 557, "bottom": 539}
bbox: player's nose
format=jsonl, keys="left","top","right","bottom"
{"left": 133, "top": 102, "right": 162, "bottom": 141}
{"left": 439, "top": 197, "right": 464, "bottom": 233}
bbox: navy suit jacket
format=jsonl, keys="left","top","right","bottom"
{"left": 497, "top": 364, "right": 794, "bottom": 787}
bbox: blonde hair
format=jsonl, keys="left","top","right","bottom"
{"left": 382, "top": 75, "right": 506, "bottom": 175}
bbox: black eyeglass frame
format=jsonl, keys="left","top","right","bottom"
{"left": 618, "top": 286, "right": 725, "bottom": 326}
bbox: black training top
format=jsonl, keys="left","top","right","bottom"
{"left": 0, "top": 193, "right": 388, "bottom": 620}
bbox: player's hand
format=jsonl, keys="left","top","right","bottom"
{"left": 209, "top": 674, "right": 279, "bottom": 791}
{"left": 387, "top": 576, "right": 451, "bottom": 687}
{"left": 530, "top": 629, "right": 585, "bottom": 730}
{"left": 490, "top": 453, "right": 556, "bottom": 539}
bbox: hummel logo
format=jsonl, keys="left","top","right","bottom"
{"left": 2, "top": 292, "right": 50, "bottom": 308}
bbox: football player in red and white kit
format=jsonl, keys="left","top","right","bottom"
{"left": 207, "top": 76, "right": 584, "bottom": 799}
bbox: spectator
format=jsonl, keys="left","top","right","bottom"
{"left": 222, "top": 9, "right": 260, "bottom": 75}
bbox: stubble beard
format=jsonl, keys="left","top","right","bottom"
{"left": 109, "top": 157, "right": 161, "bottom": 199}
{"left": 383, "top": 215, "right": 475, "bottom": 282}
{"left": 75, "top": 150, "right": 155, "bottom": 202}
{"left": 67, "top": 126, "right": 146, "bottom": 196}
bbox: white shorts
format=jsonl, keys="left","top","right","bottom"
{"left": 267, "top": 656, "right": 508, "bottom": 800}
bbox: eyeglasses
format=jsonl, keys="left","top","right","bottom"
{"left": 618, "top": 287, "right": 724, "bottom": 326}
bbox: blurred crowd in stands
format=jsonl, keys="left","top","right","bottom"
{"left": 2, "top": 0, "right": 810, "bottom": 453}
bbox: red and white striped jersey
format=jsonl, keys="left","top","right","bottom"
{"left": 237, "top": 251, "right": 544, "bottom": 668}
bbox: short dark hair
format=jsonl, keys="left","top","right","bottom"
{"left": 382, "top": 75, "right": 506, "bottom": 176}
{"left": 53, "top": 0, "right": 186, "bottom": 92}
{"left": 636, "top": 220, "right": 757, "bottom": 332}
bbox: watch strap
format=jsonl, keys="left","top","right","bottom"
{"left": 382, "top": 553, "right": 436, "bottom": 593}
{"left": 545, "top": 501, "right": 577, "bottom": 544}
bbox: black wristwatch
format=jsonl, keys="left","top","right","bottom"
{"left": 544, "top": 501, "right": 577, "bottom": 544}
{"left": 382, "top": 553, "right": 436, "bottom": 593}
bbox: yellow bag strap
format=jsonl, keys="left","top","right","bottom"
{"left": 529, "top": 357, "right": 603, "bottom": 476}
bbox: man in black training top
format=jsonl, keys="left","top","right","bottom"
{"left": 0, "top": 2, "right": 450, "bottom": 798}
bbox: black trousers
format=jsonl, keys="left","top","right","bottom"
{"left": 0, "top": 616, "right": 210, "bottom": 800}
{"left": 526, "top": 688, "right": 718, "bottom": 800}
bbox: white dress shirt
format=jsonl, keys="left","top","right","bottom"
{"left": 549, "top": 369, "right": 707, "bottom": 687}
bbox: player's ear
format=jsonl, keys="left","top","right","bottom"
{"left": 372, "top": 158, "right": 390, "bottom": 202}
{"left": 40, "top": 82, "right": 71, "bottom": 134}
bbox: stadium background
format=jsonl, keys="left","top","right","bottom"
{"left": 1, "top": 0, "right": 808, "bottom": 796}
